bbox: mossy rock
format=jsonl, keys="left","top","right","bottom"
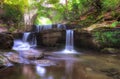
{"left": 101, "top": 48, "right": 120, "bottom": 54}
{"left": 0, "top": 55, "right": 8, "bottom": 67}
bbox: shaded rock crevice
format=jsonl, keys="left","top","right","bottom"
{"left": 0, "top": 33, "right": 14, "bottom": 50}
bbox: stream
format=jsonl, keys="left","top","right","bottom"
{"left": 0, "top": 25, "right": 120, "bottom": 79}
{"left": 0, "top": 49, "right": 120, "bottom": 79}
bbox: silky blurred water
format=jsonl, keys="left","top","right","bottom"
{"left": 0, "top": 49, "right": 120, "bottom": 79}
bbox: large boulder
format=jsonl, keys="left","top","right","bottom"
{"left": 0, "top": 33, "right": 14, "bottom": 49}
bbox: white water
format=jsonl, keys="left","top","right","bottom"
{"left": 43, "top": 25, "right": 52, "bottom": 30}
{"left": 23, "top": 32, "right": 30, "bottom": 42}
{"left": 62, "top": 30, "right": 77, "bottom": 54}
{"left": 12, "top": 40, "right": 30, "bottom": 50}
{"left": 36, "top": 25, "right": 52, "bottom": 32}
{"left": 30, "top": 34, "right": 37, "bottom": 47}
{"left": 13, "top": 32, "right": 37, "bottom": 50}
{"left": 36, "top": 25, "right": 40, "bottom": 32}
{"left": 54, "top": 29, "right": 77, "bottom": 54}
{"left": 65, "top": 30, "right": 74, "bottom": 50}
{"left": 57, "top": 24, "right": 66, "bottom": 29}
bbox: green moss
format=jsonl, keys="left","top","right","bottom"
{"left": 93, "top": 29, "right": 120, "bottom": 48}
{"left": 111, "top": 21, "right": 120, "bottom": 27}
{"left": 0, "top": 24, "right": 7, "bottom": 27}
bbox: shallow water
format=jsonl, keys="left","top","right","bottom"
{"left": 0, "top": 49, "right": 120, "bottom": 79}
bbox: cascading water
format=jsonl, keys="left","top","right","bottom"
{"left": 23, "top": 32, "right": 30, "bottom": 42}
{"left": 36, "top": 25, "right": 52, "bottom": 32}
{"left": 65, "top": 30, "right": 74, "bottom": 50}
{"left": 30, "top": 34, "right": 37, "bottom": 47}
{"left": 57, "top": 24, "right": 66, "bottom": 30}
{"left": 36, "top": 25, "right": 40, "bottom": 32}
{"left": 54, "top": 29, "right": 77, "bottom": 54}
{"left": 13, "top": 32, "right": 31, "bottom": 50}
{"left": 13, "top": 32, "right": 37, "bottom": 50}
{"left": 43, "top": 25, "right": 52, "bottom": 30}
{"left": 63, "top": 30, "right": 77, "bottom": 54}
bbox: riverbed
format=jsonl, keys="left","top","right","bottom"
{"left": 0, "top": 49, "right": 120, "bottom": 79}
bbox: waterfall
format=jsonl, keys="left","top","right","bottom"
{"left": 65, "top": 30, "right": 74, "bottom": 51}
{"left": 23, "top": 32, "right": 30, "bottom": 42}
{"left": 13, "top": 32, "right": 37, "bottom": 50}
{"left": 57, "top": 24, "right": 66, "bottom": 29}
{"left": 30, "top": 34, "right": 37, "bottom": 47}
{"left": 12, "top": 32, "right": 31, "bottom": 50}
{"left": 36, "top": 24, "right": 67, "bottom": 32}
{"left": 36, "top": 25, "right": 40, "bottom": 32}
{"left": 43, "top": 25, "right": 52, "bottom": 30}
{"left": 53, "top": 29, "right": 77, "bottom": 54}
{"left": 36, "top": 25, "right": 52, "bottom": 32}
{"left": 63, "top": 30, "right": 77, "bottom": 54}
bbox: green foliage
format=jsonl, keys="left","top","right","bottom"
{"left": 111, "top": 21, "right": 120, "bottom": 27}
{"left": 8, "top": 27, "right": 16, "bottom": 32}
{"left": 94, "top": 30, "right": 120, "bottom": 48}
{"left": 2, "top": 0, "right": 30, "bottom": 26}
{"left": 102, "top": 0, "right": 120, "bottom": 11}
{"left": 1, "top": 0, "right": 120, "bottom": 29}
{"left": 3, "top": 4, "right": 23, "bottom": 23}
{"left": 47, "top": 0, "right": 59, "bottom": 4}
{"left": 4, "top": 0, "right": 29, "bottom": 14}
{"left": 34, "top": 16, "right": 52, "bottom": 25}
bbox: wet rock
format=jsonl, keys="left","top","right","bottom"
{"left": 101, "top": 68, "right": 120, "bottom": 79}
{"left": 101, "top": 48, "right": 120, "bottom": 54}
{"left": 3, "top": 52, "right": 22, "bottom": 64}
{"left": 0, "top": 55, "right": 12, "bottom": 67}
{"left": 0, "top": 33, "right": 14, "bottom": 49}
{"left": 0, "top": 55, "right": 4, "bottom": 67}
{"left": 20, "top": 49, "right": 44, "bottom": 60}
{"left": 74, "top": 30, "right": 100, "bottom": 49}
{"left": 12, "top": 32, "right": 23, "bottom": 39}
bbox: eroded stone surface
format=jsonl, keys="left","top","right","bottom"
{"left": 0, "top": 55, "right": 12, "bottom": 67}
{"left": 20, "top": 49, "right": 44, "bottom": 60}
{"left": 3, "top": 52, "right": 22, "bottom": 64}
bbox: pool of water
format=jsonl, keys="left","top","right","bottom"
{"left": 0, "top": 49, "right": 120, "bottom": 79}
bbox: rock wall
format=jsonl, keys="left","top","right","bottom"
{"left": 36, "top": 29, "right": 66, "bottom": 47}
{"left": 74, "top": 27, "right": 120, "bottom": 50}
{"left": 0, "top": 33, "right": 14, "bottom": 49}
{"left": 74, "top": 30, "right": 100, "bottom": 50}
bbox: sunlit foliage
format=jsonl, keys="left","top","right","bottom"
{"left": 102, "top": 0, "right": 120, "bottom": 11}
{"left": 1, "top": 0, "right": 120, "bottom": 29}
